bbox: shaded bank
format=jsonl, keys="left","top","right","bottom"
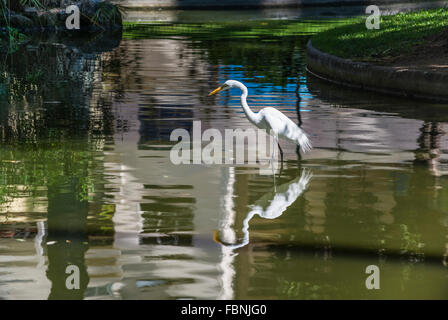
{"left": 1, "top": 0, "right": 123, "bottom": 33}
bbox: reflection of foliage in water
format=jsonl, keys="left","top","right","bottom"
{"left": 123, "top": 20, "right": 350, "bottom": 86}
{"left": 0, "top": 103, "right": 102, "bottom": 208}
{"left": 123, "top": 20, "right": 348, "bottom": 39}
{"left": 400, "top": 224, "right": 424, "bottom": 258}
{"left": 0, "top": 39, "right": 114, "bottom": 235}
{"left": 400, "top": 263, "right": 413, "bottom": 292}
{"left": 0, "top": 141, "right": 97, "bottom": 211}
{"left": 277, "top": 279, "right": 334, "bottom": 300}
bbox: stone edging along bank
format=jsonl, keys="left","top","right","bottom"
{"left": 306, "top": 40, "right": 448, "bottom": 102}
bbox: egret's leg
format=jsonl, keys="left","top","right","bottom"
{"left": 272, "top": 136, "right": 278, "bottom": 169}
{"left": 272, "top": 165, "right": 276, "bottom": 192}
{"left": 276, "top": 139, "right": 284, "bottom": 177}
{"left": 296, "top": 145, "right": 302, "bottom": 161}
{"left": 295, "top": 76, "right": 303, "bottom": 127}
{"left": 277, "top": 142, "right": 283, "bottom": 163}
{"left": 272, "top": 136, "right": 280, "bottom": 191}
{"left": 278, "top": 156, "right": 284, "bottom": 178}
{"left": 270, "top": 142, "right": 275, "bottom": 177}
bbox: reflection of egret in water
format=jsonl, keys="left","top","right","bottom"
{"left": 215, "top": 169, "right": 312, "bottom": 250}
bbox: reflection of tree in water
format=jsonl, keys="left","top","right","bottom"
{"left": 46, "top": 179, "right": 90, "bottom": 300}
{"left": 390, "top": 121, "right": 448, "bottom": 263}
{"left": 0, "top": 35, "right": 120, "bottom": 299}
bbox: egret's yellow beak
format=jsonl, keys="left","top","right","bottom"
{"left": 208, "top": 86, "right": 223, "bottom": 96}
{"left": 213, "top": 230, "right": 221, "bottom": 244}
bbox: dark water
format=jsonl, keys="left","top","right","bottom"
{"left": 1, "top": 15, "right": 448, "bottom": 300}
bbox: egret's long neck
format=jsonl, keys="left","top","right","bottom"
{"left": 238, "top": 84, "right": 257, "bottom": 123}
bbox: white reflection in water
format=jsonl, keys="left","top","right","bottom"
{"left": 34, "top": 221, "right": 46, "bottom": 269}
{"left": 217, "top": 168, "right": 312, "bottom": 299}
{"left": 218, "top": 167, "right": 237, "bottom": 300}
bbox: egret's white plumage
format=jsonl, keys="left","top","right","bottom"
{"left": 209, "top": 80, "right": 312, "bottom": 154}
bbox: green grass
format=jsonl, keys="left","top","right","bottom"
{"left": 311, "top": 8, "right": 448, "bottom": 61}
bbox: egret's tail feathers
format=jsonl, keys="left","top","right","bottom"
{"left": 297, "top": 132, "right": 312, "bottom": 154}
{"left": 298, "top": 168, "right": 313, "bottom": 188}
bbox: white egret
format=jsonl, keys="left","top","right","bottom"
{"left": 209, "top": 80, "right": 312, "bottom": 162}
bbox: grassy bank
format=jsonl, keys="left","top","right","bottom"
{"left": 311, "top": 8, "right": 448, "bottom": 61}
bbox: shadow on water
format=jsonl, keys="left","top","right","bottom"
{"left": 306, "top": 74, "right": 448, "bottom": 122}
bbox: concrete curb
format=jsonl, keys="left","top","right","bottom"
{"left": 306, "top": 39, "right": 448, "bottom": 102}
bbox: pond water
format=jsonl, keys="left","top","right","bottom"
{"left": 1, "top": 11, "right": 448, "bottom": 300}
